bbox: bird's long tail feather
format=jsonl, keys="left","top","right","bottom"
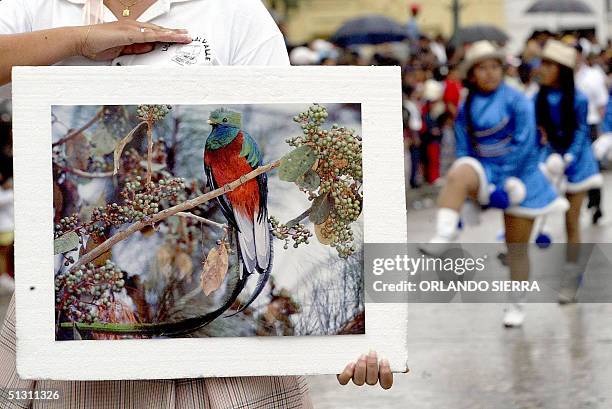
{"left": 224, "top": 268, "right": 270, "bottom": 317}
{"left": 224, "top": 227, "right": 274, "bottom": 317}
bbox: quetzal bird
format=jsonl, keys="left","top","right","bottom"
{"left": 203, "top": 108, "right": 273, "bottom": 316}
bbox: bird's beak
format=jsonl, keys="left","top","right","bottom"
{"left": 207, "top": 119, "right": 212, "bottom": 125}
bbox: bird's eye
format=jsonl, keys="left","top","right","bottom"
{"left": 222, "top": 118, "right": 228, "bottom": 122}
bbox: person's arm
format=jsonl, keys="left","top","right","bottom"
{"left": 453, "top": 105, "right": 469, "bottom": 158}
{"left": 602, "top": 89, "right": 612, "bottom": 134}
{"left": 565, "top": 94, "right": 591, "bottom": 163}
{"left": 499, "top": 91, "right": 537, "bottom": 178}
{"left": 0, "top": 21, "right": 192, "bottom": 86}
{"left": 1, "top": 27, "right": 82, "bottom": 86}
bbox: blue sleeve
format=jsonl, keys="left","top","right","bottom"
{"left": 500, "top": 91, "right": 537, "bottom": 178}
{"left": 567, "top": 94, "right": 591, "bottom": 160}
{"left": 603, "top": 89, "right": 612, "bottom": 134}
{"left": 454, "top": 105, "right": 469, "bottom": 158}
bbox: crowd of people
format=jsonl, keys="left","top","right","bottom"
{"left": 283, "top": 15, "right": 612, "bottom": 199}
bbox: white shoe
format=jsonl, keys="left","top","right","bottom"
{"left": 503, "top": 303, "right": 525, "bottom": 328}
{"left": 0, "top": 274, "right": 14, "bottom": 296}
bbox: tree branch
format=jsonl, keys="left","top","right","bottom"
{"left": 68, "top": 160, "right": 280, "bottom": 273}
{"left": 285, "top": 208, "right": 311, "bottom": 227}
{"left": 52, "top": 108, "right": 103, "bottom": 147}
{"left": 176, "top": 212, "right": 226, "bottom": 230}
{"left": 145, "top": 120, "right": 153, "bottom": 186}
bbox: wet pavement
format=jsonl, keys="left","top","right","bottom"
{"left": 306, "top": 172, "right": 612, "bottom": 408}
{"left": 1, "top": 174, "right": 611, "bottom": 408}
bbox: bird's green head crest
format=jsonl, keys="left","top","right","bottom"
{"left": 208, "top": 108, "right": 242, "bottom": 128}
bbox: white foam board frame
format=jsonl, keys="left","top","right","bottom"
{"left": 11, "top": 65, "right": 408, "bottom": 380}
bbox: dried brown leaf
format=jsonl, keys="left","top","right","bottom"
{"left": 200, "top": 243, "right": 229, "bottom": 296}
{"left": 314, "top": 221, "right": 333, "bottom": 245}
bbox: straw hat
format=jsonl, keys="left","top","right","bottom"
{"left": 459, "top": 40, "right": 505, "bottom": 77}
{"left": 541, "top": 39, "right": 577, "bottom": 70}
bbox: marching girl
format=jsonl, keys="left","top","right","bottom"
{"left": 421, "top": 41, "right": 569, "bottom": 327}
{"left": 536, "top": 40, "right": 603, "bottom": 304}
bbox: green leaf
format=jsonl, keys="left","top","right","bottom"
{"left": 295, "top": 170, "right": 320, "bottom": 191}
{"left": 309, "top": 192, "right": 332, "bottom": 224}
{"left": 90, "top": 126, "right": 119, "bottom": 156}
{"left": 54, "top": 231, "right": 80, "bottom": 255}
{"left": 279, "top": 146, "right": 317, "bottom": 182}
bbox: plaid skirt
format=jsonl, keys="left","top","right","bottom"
{"left": 0, "top": 295, "right": 314, "bottom": 409}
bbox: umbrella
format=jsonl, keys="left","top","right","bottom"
{"left": 525, "top": 0, "right": 594, "bottom": 14}
{"left": 330, "top": 15, "right": 407, "bottom": 47}
{"left": 450, "top": 24, "right": 509, "bottom": 46}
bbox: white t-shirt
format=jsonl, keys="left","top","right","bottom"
{"left": 576, "top": 64, "right": 609, "bottom": 126}
{"left": 0, "top": 0, "right": 290, "bottom": 98}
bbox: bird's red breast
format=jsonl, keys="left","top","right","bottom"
{"left": 204, "top": 131, "right": 260, "bottom": 216}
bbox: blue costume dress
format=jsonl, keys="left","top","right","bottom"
{"left": 452, "top": 82, "right": 568, "bottom": 218}
{"left": 537, "top": 89, "right": 603, "bottom": 193}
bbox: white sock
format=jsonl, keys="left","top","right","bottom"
{"left": 434, "top": 208, "right": 460, "bottom": 240}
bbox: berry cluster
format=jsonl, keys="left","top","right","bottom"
{"left": 270, "top": 216, "right": 313, "bottom": 249}
{"left": 90, "top": 176, "right": 185, "bottom": 227}
{"left": 54, "top": 177, "right": 186, "bottom": 240}
{"left": 55, "top": 260, "right": 126, "bottom": 325}
{"left": 286, "top": 104, "right": 363, "bottom": 258}
{"left": 137, "top": 104, "right": 172, "bottom": 122}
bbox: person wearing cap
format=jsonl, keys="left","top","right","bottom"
{"left": 420, "top": 40, "right": 569, "bottom": 327}
{"left": 0, "top": 0, "right": 395, "bottom": 407}
{"left": 536, "top": 39, "right": 603, "bottom": 304}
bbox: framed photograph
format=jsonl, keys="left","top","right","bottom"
{"left": 11, "top": 66, "right": 408, "bottom": 380}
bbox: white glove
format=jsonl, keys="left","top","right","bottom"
{"left": 543, "top": 153, "right": 565, "bottom": 181}
{"left": 593, "top": 133, "right": 612, "bottom": 162}
{"left": 504, "top": 177, "right": 526, "bottom": 206}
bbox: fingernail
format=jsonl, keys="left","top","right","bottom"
{"left": 359, "top": 354, "right": 367, "bottom": 361}
{"left": 381, "top": 358, "right": 390, "bottom": 366}
{"left": 368, "top": 350, "right": 377, "bottom": 359}
{"left": 348, "top": 362, "right": 356, "bottom": 370}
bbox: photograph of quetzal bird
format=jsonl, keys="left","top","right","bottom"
{"left": 51, "top": 103, "right": 365, "bottom": 340}
{"left": 203, "top": 108, "right": 272, "bottom": 317}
